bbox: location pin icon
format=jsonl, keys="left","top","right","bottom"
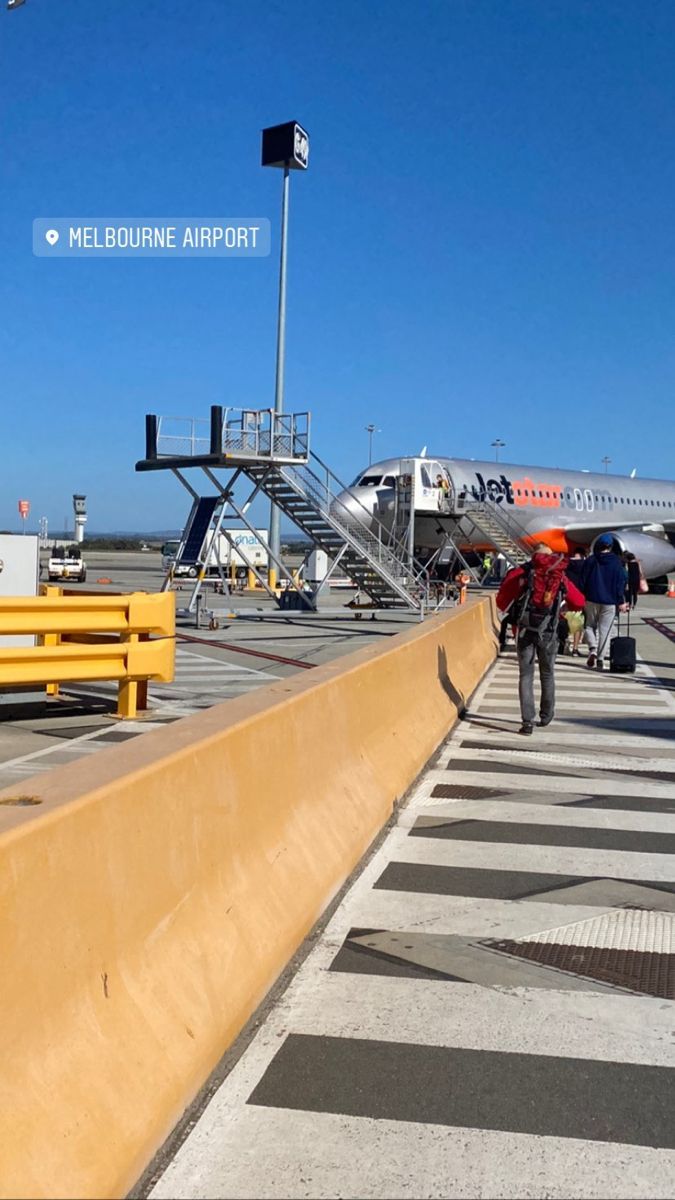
{"left": 45, "top": 229, "right": 59, "bottom": 245}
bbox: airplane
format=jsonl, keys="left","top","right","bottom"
{"left": 335, "top": 453, "right": 675, "bottom": 588}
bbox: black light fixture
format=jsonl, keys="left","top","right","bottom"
{"left": 261, "top": 121, "right": 309, "bottom": 171}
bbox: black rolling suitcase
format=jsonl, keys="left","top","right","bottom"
{"left": 610, "top": 609, "right": 636, "bottom": 673}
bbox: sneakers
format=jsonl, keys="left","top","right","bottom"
{"left": 538, "top": 715, "right": 553, "bottom": 727}
{"left": 586, "top": 652, "right": 596, "bottom": 669}
{"left": 596, "top": 659, "right": 605, "bottom": 671}
{"left": 519, "top": 722, "right": 534, "bottom": 736}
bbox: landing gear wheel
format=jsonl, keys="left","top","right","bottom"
{"left": 188, "top": 566, "right": 198, "bottom": 578}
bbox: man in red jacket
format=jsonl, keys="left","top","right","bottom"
{"left": 496, "top": 545, "right": 585, "bottom": 735}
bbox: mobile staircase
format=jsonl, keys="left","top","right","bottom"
{"left": 459, "top": 500, "right": 531, "bottom": 567}
{"left": 138, "top": 407, "right": 431, "bottom": 614}
{"left": 168, "top": 495, "right": 221, "bottom": 579}
{"left": 428, "top": 497, "right": 532, "bottom": 586}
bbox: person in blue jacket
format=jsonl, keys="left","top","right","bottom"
{"left": 582, "top": 534, "right": 628, "bottom": 671}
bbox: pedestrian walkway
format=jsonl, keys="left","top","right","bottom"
{"left": 148, "top": 650, "right": 675, "bottom": 1200}
{"left": 0, "top": 649, "right": 280, "bottom": 791}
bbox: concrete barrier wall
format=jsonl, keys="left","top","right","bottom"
{"left": 0, "top": 597, "right": 496, "bottom": 1200}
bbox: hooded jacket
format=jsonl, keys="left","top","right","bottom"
{"left": 581, "top": 548, "right": 627, "bottom": 607}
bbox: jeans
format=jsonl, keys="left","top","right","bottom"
{"left": 517, "top": 631, "right": 557, "bottom": 724}
{"left": 584, "top": 602, "right": 616, "bottom": 660}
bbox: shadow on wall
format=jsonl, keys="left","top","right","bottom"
{"left": 437, "top": 645, "right": 466, "bottom": 715}
{"left": 489, "top": 605, "right": 502, "bottom": 640}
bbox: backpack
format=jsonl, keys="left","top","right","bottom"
{"left": 514, "top": 553, "right": 568, "bottom": 644}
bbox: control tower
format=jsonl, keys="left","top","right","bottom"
{"left": 72, "top": 494, "right": 87, "bottom": 544}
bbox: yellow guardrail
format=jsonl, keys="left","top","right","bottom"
{"left": 0, "top": 590, "right": 175, "bottom": 718}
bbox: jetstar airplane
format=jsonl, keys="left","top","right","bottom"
{"left": 335, "top": 454, "right": 675, "bottom": 587}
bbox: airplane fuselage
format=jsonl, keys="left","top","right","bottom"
{"left": 339, "top": 455, "right": 675, "bottom": 580}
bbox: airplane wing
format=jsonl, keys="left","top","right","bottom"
{"left": 556, "top": 518, "right": 675, "bottom": 539}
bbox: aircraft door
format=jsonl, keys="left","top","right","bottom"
{"left": 429, "top": 461, "right": 451, "bottom": 510}
{"left": 415, "top": 460, "right": 451, "bottom": 512}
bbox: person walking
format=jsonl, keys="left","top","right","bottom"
{"left": 497, "top": 545, "right": 585, "bottom": 735}
{"left": 582, "top": 535, "right": 629, "bottom": 670}
{"left": 566, "top": 547, "right": 587, "bottom": 590}
{"left": 565, "top": 607, "right": 585, "bottom": 656}
{"left": 623, "top": 552, "right": 641, "bottom": 609}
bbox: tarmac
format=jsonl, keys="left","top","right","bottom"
{"left": 0, "top": 550, "right": 415, "bottom": 791}
{"left": 137, "top": 595, "right": 675, "bottom": 1200}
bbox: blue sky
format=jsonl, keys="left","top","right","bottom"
{"left": 2, "top": 0, "right": 675, "bottom": 532}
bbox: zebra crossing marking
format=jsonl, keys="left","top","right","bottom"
{"left": 149, "top": 650, "right": 675, "bottom": 1200}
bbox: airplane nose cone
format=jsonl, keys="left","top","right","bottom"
{"left": 331, "top": 488, "right": 372, "bottom": 529}
{"left": 330, "top": 488, "right": 355, "bottom": 522}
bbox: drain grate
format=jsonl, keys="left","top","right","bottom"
{"left": 487, "top": 909, "right": 674, "bottom": 998}
{"left": 489, "top": 940, "right": 673, "bottom": 999}
{"left": 431, "top": 784, "right": 506, "bottom": 800}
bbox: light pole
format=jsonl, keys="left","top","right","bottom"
{"left": 365, "top": 424, "right": 380, "bottom": 465}
{"left": 261, "top": 121, "right": 309, "bottom": 588}
{"left": 601, "top": 456, "right": 611, "bottom": 474}
{"left": 491, "top": 438, "right": 506, "bottom": 463}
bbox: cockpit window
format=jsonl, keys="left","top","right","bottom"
{"left": 357, "top": 475, "right": 383, "bottom": 487}
{"left": 383, "top": 475, "right": 396, "bottom": 487}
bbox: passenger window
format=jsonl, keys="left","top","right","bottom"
{"left": 584, "top": 489, "right": 594, "bottom": 512}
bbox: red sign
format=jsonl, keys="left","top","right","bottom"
{"left": 17, "top": 499, "right": 30, "bottom": 518}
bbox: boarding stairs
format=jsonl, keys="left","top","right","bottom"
{"left": 140, "top": 407, "right": 429, "bottom": 612}
{"left": 243, "top": 456, "right": 425, "bottom": 610}
{"left": 444, "top": 498, "right": 531, "bottom": 581}
{"left": 171, "top": 495, "right": 221, "bottom": 576}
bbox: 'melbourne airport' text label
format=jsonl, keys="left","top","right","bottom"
{"left": 33, "top": 218, "right": 271, "bottom": 257}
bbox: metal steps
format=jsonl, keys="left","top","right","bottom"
{"left": 138, "top": 406, "right": 450, "bottom": 614}
{"left": 448, "top": 500, "right": 531, "bottom": 569}
{"left": 175, "top": 495, "right": 221, "bottom": 567}
{"left": 243, "top": 456, "right": 425, "bottom": 610}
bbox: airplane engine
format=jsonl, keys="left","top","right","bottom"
{"left": 591, "top": 530, "right": 675, "bottom": 581}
